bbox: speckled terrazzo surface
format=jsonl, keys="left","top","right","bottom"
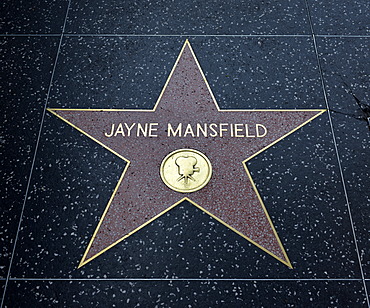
{"left": 1, "top": 1, "right": 369, "bottom": 307}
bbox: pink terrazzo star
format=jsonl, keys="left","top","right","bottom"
{"left": 49, "top": 41, "right": 325, "bottom": 268}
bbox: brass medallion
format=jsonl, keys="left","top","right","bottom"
{"left": 160, "top": 149, "right": 212, "bottom": 193}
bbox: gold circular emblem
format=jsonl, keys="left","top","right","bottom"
{"left": 160, "top": 149, "right": 212, "bottom": 193}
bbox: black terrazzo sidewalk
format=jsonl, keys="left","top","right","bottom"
{"left": 1, "top": 0, "right": 369, "bottom": 307}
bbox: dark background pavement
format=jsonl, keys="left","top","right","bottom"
{"left": 1, "top": 0, "right": 369, "bottom": 306}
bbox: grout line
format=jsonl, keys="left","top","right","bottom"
{"left": 63, "top": 34, "right": 310, "bottom": 37}
{"left": 1, "top": 34, "right": 369, "bottom": 39}
{"left": 304, "top": 1, "right": 370, "bottom": 307}
{"left": 0, "top": 1, "right": 72, "bottom": 307}
{"left": 6, "top": 278, "right": 365, "bottom": 282}
{"left": 0, "top": 34, "right": 61, "bottom": 37}
{"left": 316, "top": 35, "right": 370, "bottom": 38}
{"left": 0, "top": 33, "right": 310, "bottom": 37}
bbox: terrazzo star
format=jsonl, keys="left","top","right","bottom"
{"left": 49, "top": 40, "right": 325, "bottom": 268}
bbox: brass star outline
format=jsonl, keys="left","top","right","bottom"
{"left": 49, "top": 40, "right": 325, "bottom": 268}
